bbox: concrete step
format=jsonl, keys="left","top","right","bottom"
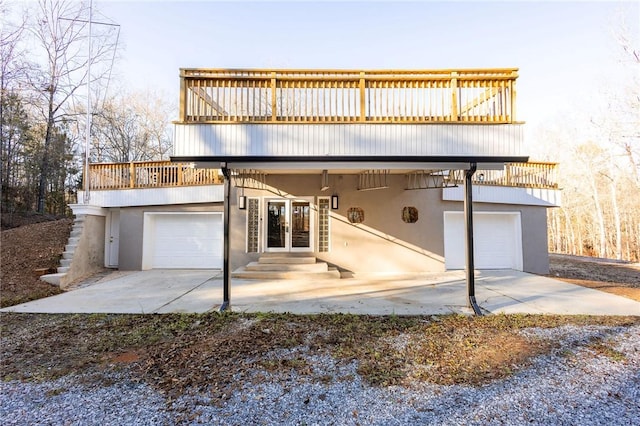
{"left": 60, "top": 259, "right": 72, "bottom": 268}
{"left": 231, "top": 268, "right": 340, "bottom": 280}
{"left": 258, "top": 256, "right": 316, "bottom": 265}
{"left": 65, "top": 244, "right": 77, "bottom": 252}
{"left": 70, "top": 229, "right": 82, "bottom": 237}
{"left": 40, "top": 273, "right": 66, "bottom": 286}
{"left": 67, "top": 237, "right": 80, "bottom": 245}
{"left": 57, "top": 266, "right": 70, "bottom": 274}
{"left": 62, "top": 251, "right": 74, "bottom": 260}
{"left": 245, "top": 261, "right": 329, "bottom": 272}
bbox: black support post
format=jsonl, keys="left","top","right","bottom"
{"left": 220, "top": 164, "right": 231, "bottom": 312}
{"left": 464, "top": 162, "right": 483, "bottom": 316}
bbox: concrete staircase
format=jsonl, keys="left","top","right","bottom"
{"left": 232, "top": 254, "right": 340, "bottom": 280}
{"left": 41, "top": 215, "right": 85, "bottom": 287}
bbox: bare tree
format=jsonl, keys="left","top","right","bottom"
{"left": 91, "top": 90, "right": 173, "bottom": 163}
{"left": 28, "top": 0, "right": 117, "bottom": 212}
{"left": 0, "top": 0, "right": 31, "bottom": 216}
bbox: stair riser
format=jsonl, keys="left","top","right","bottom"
{"left": 232, "top": 271, "right": 341, "bottom": 280}
{"left": 246, "top": 262, "right": 328, "bottom": 272}
{"left": 258, "top": 257, "right": 316, "bottom": 265}
{"left": 40, "top": 273, "right": 65, "bottom": 286}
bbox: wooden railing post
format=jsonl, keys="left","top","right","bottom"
{"left": 510, "top": 73, "right": 517, "bottom": 122}
{"left": 129, "top": 162, "right": 135, "bottom": 188}
{"left": 177, "top": 164, "right": 184, "bottom": 186}
{"left": 270, "top": 71, "right": 277, "bottom": 122}
{"left": 179, "top": 70, "right": 186, "bottom": 121}
{"left": 359, "top": 71, "right": 366, "bottom": 122}
{"left": 450, "top": 71, "right": 458, "bottom": 121}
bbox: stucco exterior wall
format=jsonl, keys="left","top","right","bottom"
{"left": 118, "top": 203, "right": 223, "bottom": 270}
{"left": 438, "top": 200, "right": 550, "bottom": 274}
{"left": 60, "top": 214, "right": 105, "bottom": 289}
{"left": 231, "top": 174, "right": 550, "bottom": 274}
{"left": 111, "top": 174, "right": 550, "bottom": 275}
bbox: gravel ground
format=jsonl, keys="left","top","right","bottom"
{"left": 2, "top": 325, "right": 639, "bottom": 425}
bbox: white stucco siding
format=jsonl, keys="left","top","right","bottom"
{"left": 173, "top": 123, "right": 524, "bottom": 158}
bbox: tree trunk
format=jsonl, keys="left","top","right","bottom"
{"left": 588, "top": 176, "right": 607, "bottom": 257}
{"left": 610, "top": 179, "right": 622, "bottom": 260}
{"left": 562, "top": 207, "right": 575, "bottom": 255}
{"left": 36, "top": 91, "right": 55, "bottom": 213}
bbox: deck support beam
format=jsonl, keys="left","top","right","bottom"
{"left": 465, "top": 162, "right": 483, "bottom": 315}
{"left": 219, "top": 163, "right": 231, "bottom": 312}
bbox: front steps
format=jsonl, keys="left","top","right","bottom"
{"left": 232, "top": 255, "right": 340, "bottom": 280}
{"left": 40, "top": 216, "right": 85, "bottom": 287}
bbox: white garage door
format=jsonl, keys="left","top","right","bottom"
{"left": 143, "top": 213, "right": 223, "bottom": 269}
{"left": 444, "top": 212, "right": 523, "bottom": 270}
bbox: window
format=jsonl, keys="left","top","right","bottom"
{"left": 318, "top": 197, "right": 330, "bottom": 252}
{"left": 247, "top": 198, "right": 259, "bottom": 252}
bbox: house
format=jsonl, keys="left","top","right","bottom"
{"left": 59, "top": 68, "right": 560, "bottom": 312}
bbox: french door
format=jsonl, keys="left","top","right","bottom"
{"left": 265, "top": 199, "right": 312, "bottom": 252}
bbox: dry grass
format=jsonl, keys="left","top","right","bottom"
{"left": 2, "top": 220, "right": 639, "bottom": 400}
{"left": 1, "top": 219, "right": 72, "bottom": 308}
{"left": 549, "top": 254, "right": 640, "bottom": 302}
{"left": 2, "top": 312, "right": 638, "bottom": 401}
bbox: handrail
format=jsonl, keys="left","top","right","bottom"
{"left": 453, "top": 162, "right": 559, "bottom": 189}
{"left": 88, "top": 161, "right": 222, "bottom": 190}
{"left": 87, "top": 161, "right": 557, "bottom": 191}
{"left": 178, "top": 68, "right": 518, "bottom": 124}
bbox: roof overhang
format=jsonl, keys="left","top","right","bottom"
{"left": 171, "top": 156, "right": 530, "bottom": 173}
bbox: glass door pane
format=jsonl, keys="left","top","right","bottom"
{"left": 267, "top": 201, "right": 287, "bottom": 249}
{"left": 291, "top": 201, "right": 310, "bottom": 248}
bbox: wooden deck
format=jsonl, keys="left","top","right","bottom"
{"left": 178, "top": 68, "right": 518, "bottom": 124}
{"left": 454, "top": 162, "right": 558, "bottom": 190}
{"left": 87, "top": 161, "right": 557, "bottom": 191}
{"left": 88, "top": 161, "right": 222, "bottom": 190}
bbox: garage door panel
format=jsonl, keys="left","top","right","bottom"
{"left": 444, "top": 212, "right": 522, "bottom": 270}
{"left": 145, "top": 213, "right": 223, "bottom": 269}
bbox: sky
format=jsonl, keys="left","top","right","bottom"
{"left": 18, "top": 0, "right": 640, "bottom": 140}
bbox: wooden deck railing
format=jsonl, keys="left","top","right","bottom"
{"left": 453, "top": 162, "right": 558, "bottom": 189}
{"left": 179, "top": 68, "right": 518, "bottom": 124}
{"left": 88, "top": 161, "right": 557, "bottom": 191}
{"left": 88, "top": 161, "right": 222, "bottom": 190}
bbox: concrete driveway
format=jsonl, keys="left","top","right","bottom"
{"left": 2, "top": 269, "right": 639, "bottom": 315}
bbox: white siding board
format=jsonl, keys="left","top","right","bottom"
{"left": 443, "top": 186, "right": 561, "bottom": 207}
{"left": 174, "top": 124, "right": 524, "bottom": 158}
{"left": 82, "top": 185, "right": 224, "bottom": 208}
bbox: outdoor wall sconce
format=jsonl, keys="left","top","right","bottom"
{"left": 238, "top": 195, "right": 247, "bottom": 210}
{"left": 477, "top": 173, "right": 485, "bottom": 182}
{"left": 331, "top": 195, "right": 339, "bottom": 210}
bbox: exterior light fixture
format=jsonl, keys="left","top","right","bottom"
{"left": 478, "top": 173, "right": 485, "bottom": 182}
{"left": 331, "top": 195, "right": 339, "bottom": 209}
{"left": 238, "top": 195, "right": 247, "bottom": 210}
